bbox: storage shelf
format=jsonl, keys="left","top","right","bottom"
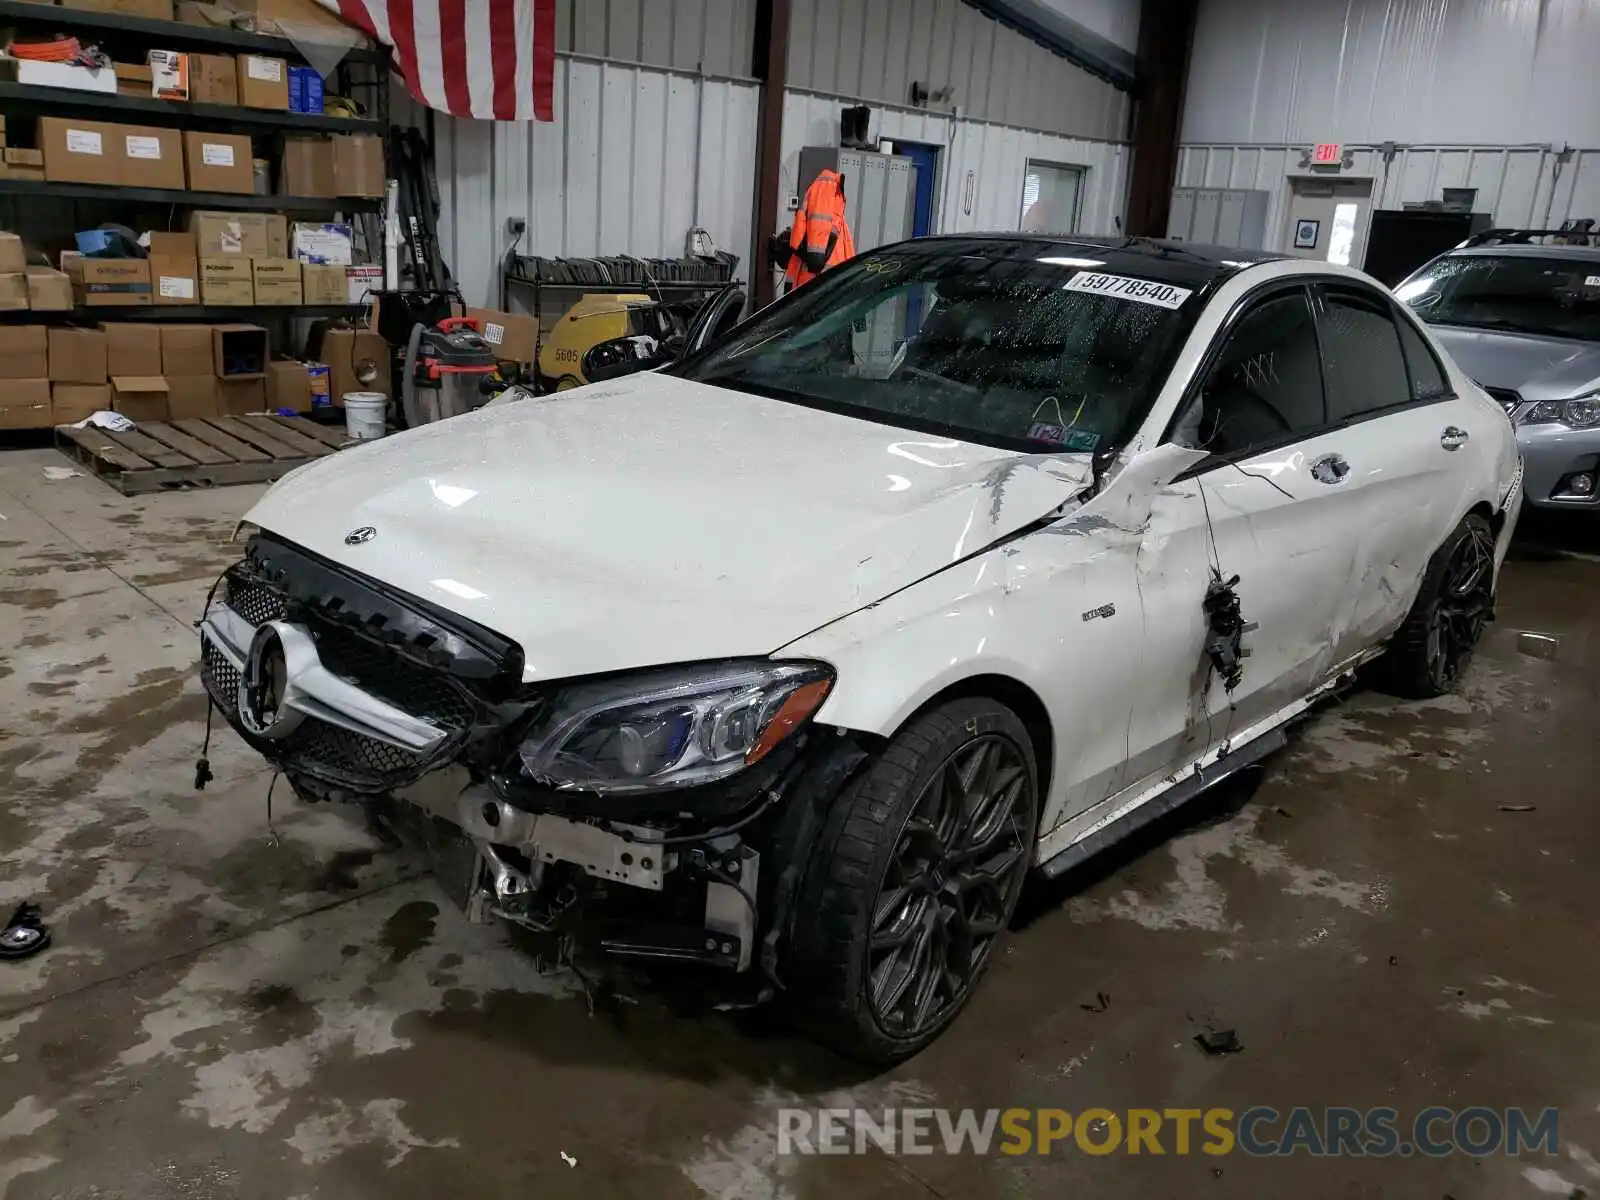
{"left": 0, "top": 0, "right": 384, "bottom": 62}
{"left": 0, "top": 303, "right": 366, "bottom": 321}
{"left": 0, "top": 178, "right": 380, "bottom": 213}
{"left": 0, "top": 81, "right": 382, "bottom": 133}
{"left": 505, "top": 275, "right": 735, "bottom": 292}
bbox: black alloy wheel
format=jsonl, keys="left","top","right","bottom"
{"left": 1424, "top": 518, "right": 1494, "bottom": 691}
{"left": 1384, "top": 512, "right": 1496, "bottom": 698}
{"left": 867, "top": 733, "right": 1033, "bottom": 1038}
{"left": 787, "top": 697, "right": 1040, "bottom": 1063}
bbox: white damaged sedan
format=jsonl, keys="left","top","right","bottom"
{"left": 200, "top": 236, "right": 1521, "bottom": 1062}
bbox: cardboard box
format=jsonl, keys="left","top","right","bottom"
{"left": 218, "top": 377, "right": 266, "bottom": 415}
{"left": 26, "top": 268, "right": 74, "bottom": 311}
{"left": 0, "top": 379, "right": 51, "bottom": 430}
{"left": 0, "top": 163, "right": 45, "bottom": 182}
{"left": 301, "top": 263, "right": 346, "bottom": 305}
{"left": 265, "top": 359, "right": 312, "bottom": 412}
{"left": 160, "top": 324, "right": 213, "bottom": 375}
{"left": 281, "top": 136, "right": 335, "bottom": 198}
{"left": 118, "top": 125, "right": 185, "bottom": 190}
{"left": 49, "top": 327, "right": 108, "bottom": 384}
{"left": 148, "top": 231, "right": 194, "bottom": 255}
{"left": 150, "top": 253, "right": 199, "bottom": 304}
{"left": 15, "top": 60, "right": 118, "bottom": 94}
{"left": 214, "top": 324, "right": 268, "bottom": 377}
{"left": 184, "top": 131, "right": 253, "bottom": 193}
{"left": 264, "top": 214, "right": 288, "bottom": 258}
{"left": 0, "top": 232, "right": 23, "bottom": 274}
{"left": 465, "top": 307, "right": 539, "bottom": 365}
{"left": 321, "top": 327, "right": 390, "bottom": 401}
{"left": 149, "top": 50, "right": 189, "bottom": 101}
{"left": 191, "top": 211, "right": 269, "bottom": 256}
{"left": 0, "top": 327, "right": 48, "bottom": 378}
{"left": 190, "top": 53, "right": 238, "bottom": 105}
{"left": 61, "top": 0, "right": 175, "bottom": 17}
{"left": 104, "top": 323, "right": 164, "bottom": 376}
{"left": 177, "top": 0, "right": 234, "bottom": 26}
{"left": 69, "top": 258, "right": 152, "bottom": 306}
{"left": 165, "top": 375, "right": 219, "bottom": 419}
{"left": 0, "top": 274, "right": 25, "bottom": 311}
{"left": 291, "top": 221, "right": 351, "bottom": 265}
{"left": 237, "top": 55, "right": 288, "bottom": 109}
{"left": 200, "top": 257, "right": 253, "bottom": 305}
{"left": 40, "top": 118, "right": 121, "bottom": 186}
{"left": 52, "top": 383, "right": 111, "bottom": 426}
{"left": 346, "top": 264, "right": 381, "bottom": 304}
{"left": 111, "top": 376, "right": 171, "bottom": 423}
{"left": 1, "top": 149, "right": 42, "bottom": 168}
{"left": 332, "top": 134, "right": 384, "bottom": 197}
{"left": 114, "top": 62, "right": 153, "bottom": 98}
{"left": 252, "top": 257, "right": 302, "bottom": 305}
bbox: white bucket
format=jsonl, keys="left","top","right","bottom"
{"left": 343, "top": 392, "right": 388, "bottom": 440}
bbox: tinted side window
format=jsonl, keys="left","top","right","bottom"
{"left": 1393, "top": 309, "right": 1452, "bottom": 402}
{"left": 1190, "top": 288, "right": 1326, "bottom": 456}
{"left": 1319, "top": 290, "right": 1413, "bottom": 422}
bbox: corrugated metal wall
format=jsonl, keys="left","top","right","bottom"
{"left": 552, "top": 0, "right": 758, "bottom": 78}
{"left": 787, "top": 0, "right": 1130, "bottom": 142}
{"left": 432, "top": 58, "right": 760, "bottom": 309}
{"left": 782, "top": 89, "right": 1129, "bottom": 237}
{"left": 1184, "top": 0, "right": 1600, "bottom": 146}
{"left": 1176, "top": 144, "right": 1600, "bottom": 251}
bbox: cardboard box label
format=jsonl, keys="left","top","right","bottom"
{"left": 246, "top": 55, "right": 282, "bottom": 82}
{"left": 201, "top": 142, "right": 235, "bottom": 167}
{"left": 159, "top": 275, "right": 196, "bottom": 300}
{"left": 481, "top": 322, "right": 505, "bottom": 345}
{"left": 67, "top": 129, "right": 103, "bottom": 155}
{"left": 126, "top": 135, "right": 163, "bottom": 160}
{"left": 150, "top": 49, "right": 188, "bottom": 100}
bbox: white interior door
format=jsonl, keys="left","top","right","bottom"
{"left": 1284, "top": 178, "right": 1374, "bottom": 268}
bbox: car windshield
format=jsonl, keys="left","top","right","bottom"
{"left": 672, "top": 243, "right": 1201, "bottom": 454}
{"left": 1397, "top": 254, "right": 1600, "bottom": 341}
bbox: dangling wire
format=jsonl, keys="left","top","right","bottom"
{"left": 264, "top": 771, "right": 281, "bottom": 848}
{"left": 194, "top": 699, "right": 216, "bottom": 791}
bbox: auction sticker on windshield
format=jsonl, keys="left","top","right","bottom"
{"left": 1064, "top": 271, "right": 1192, "bottom": 309}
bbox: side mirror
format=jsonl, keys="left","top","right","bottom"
{"left": 581, "top": 334, "right": 674, "bottom": 383}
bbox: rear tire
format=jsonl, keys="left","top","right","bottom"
{"left": 1381, "top": 513, "right": 1495, "bottom": 698}
{"left": 786, "top": 697, "right": 1039, "bottom": 1063}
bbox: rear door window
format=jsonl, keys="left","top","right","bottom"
{"left": 1317, "top": 287, "right": 1415, "bottom": 422}
{"left": 1393, "top": 310, "right": 1453, "bottom": 402}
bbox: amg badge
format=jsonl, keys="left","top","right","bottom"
{"left": 1081, "top": 602, "right": 1116, "bottom": 622}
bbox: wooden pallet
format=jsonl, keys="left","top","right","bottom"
{"left": 55, "top": 415, "right": 353, "bottom": 495}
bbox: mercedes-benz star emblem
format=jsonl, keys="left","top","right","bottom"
{"left": 238, "top": 623, "right": 304, "bottom": 740}
{"left": 345, "top": 526, "right": 377, "bottom": 545}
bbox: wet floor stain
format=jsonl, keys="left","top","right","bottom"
{"left": 380, "top": 901, "right": 440, "bottom": 964}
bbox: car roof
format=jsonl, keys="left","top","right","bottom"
{"left": 892, "top": 233, "right": 1289, "bottom": 291}
{"left": 1449, "top": 244, "right": 1600, "bottom": 264}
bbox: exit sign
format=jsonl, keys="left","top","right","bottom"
{"left": 1312, "top": 142, "right": 1343, "bottom": 165}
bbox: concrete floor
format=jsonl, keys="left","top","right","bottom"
{"left": 3, "top": 445, "right": 1599, "bottom": 1199}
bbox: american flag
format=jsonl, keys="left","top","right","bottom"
{"left": 321, "top": 0, "right": 557, "bottom": 121}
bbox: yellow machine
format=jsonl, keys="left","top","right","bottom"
{"left": 537, "top": 293, "right": 653, "bottom": 390}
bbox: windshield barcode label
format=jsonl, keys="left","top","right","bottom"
{"left": 1064, "top": 271, "right": 1192, "bottom": 309}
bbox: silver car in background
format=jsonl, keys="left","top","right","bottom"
{"left": 1397, "top": 231, "right": 1600, "bottom": 510}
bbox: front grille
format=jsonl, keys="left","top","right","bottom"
{"left": 202, "top": 560, "right": 488, "bottom": 792}
{"left": 1484, "top": 386, "right": 1522, "bottom": 412}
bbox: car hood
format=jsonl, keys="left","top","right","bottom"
{"left": 1427, "top": 324, "right": 1600, "bottom": 401}
{"left": 245, "top": 373, "right": 1093, "bottom": 681}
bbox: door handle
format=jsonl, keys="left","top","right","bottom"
{"left": 1310, "top": 453, "right": 1350, "bottom": 485}
{"left": 1441, "top": 426, "right": 1469, "bottom": 451}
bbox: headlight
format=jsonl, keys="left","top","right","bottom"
{"left": 518, "top": 661, "right": 834, "bottom": 793}
{"left": 1520, "top": 394, "right": 1600, "bottom": 428}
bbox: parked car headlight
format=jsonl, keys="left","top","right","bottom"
{"left": 518, "top": 661, "right": 834, "bottom": 792}
{"left": 1521, "top": 394, "right": 1600, "bottom": 428}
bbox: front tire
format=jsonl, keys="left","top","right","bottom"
{"left": 1382, "top": 513, "right": 1495, "bottom": 697}
{"left": 787, "top": 697, "right": 1040, "bottom": 1063}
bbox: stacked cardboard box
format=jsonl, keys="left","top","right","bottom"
{"left": 48, "top": 326, "right": 109, "bottom": 426}
{"left": 0, "top": 326, "right": 51, "bottom": 429}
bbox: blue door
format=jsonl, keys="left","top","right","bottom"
{"left": 898, "top": 142, "right": 940, "bottom": 238}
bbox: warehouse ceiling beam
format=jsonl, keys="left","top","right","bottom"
{"left": 960, "top": 0, "right": 1137, "bottom": 92}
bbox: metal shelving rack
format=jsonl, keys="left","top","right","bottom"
{"left": 0, "top": 0, "right": 389, "bottom": 321}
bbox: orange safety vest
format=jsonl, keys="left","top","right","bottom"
{"left": 785, "top": 169, "right": 857, "bottom": 288}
